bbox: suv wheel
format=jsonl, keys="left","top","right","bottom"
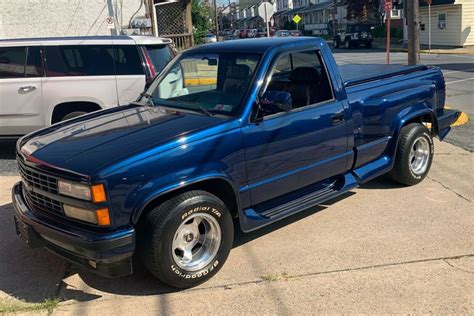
{"left": 139, "top": 190, "right": 234, "bottom": 288}
{"left": 389, "top": 123, "right": 434, "bottom": 186}
{"left": 333, "top": 39, "right": 340, "bottom": 48}
{"left": 345, "top": 40, "right": 351, "bottom": 49}
{"left": 60, "top": 111, "right": 87, "bottom": 121}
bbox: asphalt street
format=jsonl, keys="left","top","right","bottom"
{"left": 333, "top": 48, "right": 474, "bottom": 151}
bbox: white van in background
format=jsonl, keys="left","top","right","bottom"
{"left": 0, "top": 36, "right": 175, "bottom": 136}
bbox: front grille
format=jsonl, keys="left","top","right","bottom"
{"left": 24, "top": 189, "right": 63, "bottom": 214}
{"left": 18, "top": 157, "right": 63, "bottom": 215}
{"left": 18, "top": 159, "right": 58, "bottom": 194}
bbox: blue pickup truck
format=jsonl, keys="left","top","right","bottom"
{"left": 12, "top": 38, "right": 460, "bottom": 288}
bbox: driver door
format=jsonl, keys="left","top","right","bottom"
{"left": 242, "top": 49, "right": 350, "bottom": 206}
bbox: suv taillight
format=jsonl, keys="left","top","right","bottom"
{"left": 141, "top": 47, "right": 156, "bottom": 83}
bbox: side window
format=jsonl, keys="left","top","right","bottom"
{"left": 25, "top": 47, "right": 44, "bottom": 77}
{"left": 0, "top": 47, "right": 26, "bottom": 78}
{"left": 261, "top": 50, "right": 333, "bottom": 116}
{"left": 113, "top": 45, "right": 144, "bottom": 75}
{"left": 144, "top": 45, "right": 173, "bottom": 74}
{"left": 45, "top": 45, "right": 115, "bottom": 77}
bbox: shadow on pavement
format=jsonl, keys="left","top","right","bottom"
{"left": 0, "top": 140, "right": 17, "bottom": 160}
{"left": 0, "top": 178, "right": 401, "bottom": 304}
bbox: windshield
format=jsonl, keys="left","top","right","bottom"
{"left": 144, "top": 52, "right": 261, "bottom": 116}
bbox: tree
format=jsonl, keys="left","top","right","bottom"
{"left": 192, "top": 0, "right": 211, "bottom": 44}
{"left": 345, "top": 0, "right": 383, "bottom": 24}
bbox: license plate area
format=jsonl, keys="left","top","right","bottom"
{"left": 14, "top": 216, "right": 44, "bottom": 248}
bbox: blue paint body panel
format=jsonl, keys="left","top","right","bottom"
{"left": 13, "top": 38, "right": 460, "bottom": 272}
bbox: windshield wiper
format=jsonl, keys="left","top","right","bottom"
{"left": 197, "top": 106, "right": 214, "bottom": 117}
{"left": 139, "top": 92, "right": 156, "bottom": 107}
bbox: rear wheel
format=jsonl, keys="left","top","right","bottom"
{"left": 333, "top": 39, "right": 340, "bottom": 48}
{"left": 60, "top": 111, "right": 87, "bottom": 122}
{"left": 365, "top": 41, "right": 372, "bottom": 48}
{"left": 345, "top": 40, "right": 351, "bottom": 49}
{"left": 139, "top": 190, "right": 234, "bottom": 288}
{"left": 390, "top": 123, "right": 434, "bottom": 185}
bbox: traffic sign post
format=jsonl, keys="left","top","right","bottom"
{"left": 385, "top": 0, "right": 391, "bottom": 64}
{"left": 258, "top": 2, "right": 275, "bottom": 37}
{"left": 293, "top": 14, "right": 301, "bottom": 31}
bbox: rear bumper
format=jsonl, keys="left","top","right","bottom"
{"left": 12, "top": 181, "right": 135, "bottom": 277}
{"left": 437, "top": 108, "right": 462, "bottom": 140}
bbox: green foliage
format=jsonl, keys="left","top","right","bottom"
{"left": 372, "top": 25, "right": 404, "bottom": 39}
{"left": 192, "top": 0, "right": 211, "bottom": 45}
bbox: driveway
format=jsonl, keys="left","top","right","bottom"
{"left": 0, "top": 139, "right": 472, "bottom": 314}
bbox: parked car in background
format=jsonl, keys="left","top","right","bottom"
{"left": 257, "top": 27, "right": 277, "bottom": 37}
{"left": 12, "top": 37, "right": 460, "bottom": 289}
{"left": 333, "top": 24, "right": 374, "bottom": 49}
{"left": 239, "top": 29, "right": 247, "bottom": 38}
{"left": 289, "top": 30, "right": 302, "bottom": 37}
{"left": 247, "top": 29, "right": 258, "bottom": 38}
{"left": 0, "top": 35, "right": 175, "bottom": 136}
{"left": 204, "top": 33, "right": 217, "bottom": 43}
{"left": 275, "top": 30, "right": 289, "bottom": 37}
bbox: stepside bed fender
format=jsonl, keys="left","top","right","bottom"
{"left": 386, "top": 104, "right": 435, "bottom": 160}
{"left": 130, "top": 172, "right": 242, "bottom": 225}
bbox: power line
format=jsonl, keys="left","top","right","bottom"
{"left": 85, "top": 2, "right": 108, "bottom": 36}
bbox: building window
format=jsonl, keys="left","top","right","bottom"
{"left": 438, "top": 13, "right": 447, "bottom": 29}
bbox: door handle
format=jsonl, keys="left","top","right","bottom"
{"left": 331, "top": 113, "right": 345, "bottom": 125}
{"left": 18, "top": 86, "right": 37, "bottom": 94}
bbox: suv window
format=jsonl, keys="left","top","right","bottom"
{"left": 262, "top": 50, "right": 333, "bottom": 115}
{"left": 0, "top": 47, "right": 26, "bottom": 78}
{"left": 111, "top": 45, "right": 144, "bottom": 75}
{"left": 0, "top": 47, "right": 43, "bottom": 79}
{"left": 45, "top": 45, "right": 115, "bottom": 76}
{"left": 144, "top": 45, "right": 173, "bottom": 74}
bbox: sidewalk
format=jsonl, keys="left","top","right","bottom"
{"left": 0, "top": 140, "right": 472, "bottom": 314}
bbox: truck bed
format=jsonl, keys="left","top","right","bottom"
{"left": 339, "top": 64, "right": 429, "bottom": 87}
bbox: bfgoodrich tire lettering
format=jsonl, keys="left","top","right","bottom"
{"left": 139, "top": 190, "right": 233, "bottom": 288}
{"left": 390, "top": 123, "right": 434, "bottom": 186}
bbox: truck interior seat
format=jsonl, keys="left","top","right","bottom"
{"left": 287, "top": 67, "right": 320, "bottom": 108}
{"left": 223, "top": 65, "right": 251, "bottom": 92}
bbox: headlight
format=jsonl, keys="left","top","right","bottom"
{"left": 58, "top": 180, "right": 106, "bottom": 202}
{"left": 58, "top": 180, "right": 91, "bottom": 200}
{"left": 63, "top": 205, "right": 111, "bottom": 225}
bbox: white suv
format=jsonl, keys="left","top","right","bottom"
{"left": 0, "top": 35, "right": 175, "bottom": 136}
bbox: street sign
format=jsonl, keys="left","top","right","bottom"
{"left": 258, "top": 2, "right": 274, "bottom": 23}
{"left": 105, "top": 16, "right": 115, "bottom": 29}
{"left": 293, "top": 14, "right": 301, "bottom": 24}
{"left": 258, "top": 2, "right": 275, "bottom": 37}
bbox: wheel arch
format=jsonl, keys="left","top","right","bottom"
{"left": 386, "top": 107, "right": 436, "bottom": 161}
{"left": 132, "top": 176, "right": 241, "bottom": 226}
{"left": 50, "top": 101, "right": 103, "bottom": 124}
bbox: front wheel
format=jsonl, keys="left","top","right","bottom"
{"left": 365, "top": 41, "right": 372, "bottom": 48}
{"left": 389, "top": 123, "right": 434, "bottom": 186}
{"left": 333, "top": 39, "right": 340, "bottom": 48}
{"left": 139, "top": 190, "right": 234, "bottom": 288}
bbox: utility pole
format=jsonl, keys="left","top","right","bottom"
{"left": 107, "top": 0, "right": 118, "bottom": 35}
{"left": 407, "top": 0, "right": 420, "bottom": 65}
{"left": 214, "top": 0, "right": 219, "bottom": 41}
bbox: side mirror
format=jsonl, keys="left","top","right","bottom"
{"left": 260, "top": 90, "right": 292, "bottom": 114}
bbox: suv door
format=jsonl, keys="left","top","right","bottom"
{"left": 242, "top": 50, "right": 349, "bottom": 206}
{"left": 112, "top": 45, "right": 146, "bottom": 105}
{"left": 0, "top": 46, "right": 44, "bottom": 135}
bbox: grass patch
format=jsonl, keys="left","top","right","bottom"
{"left": 0, "top": 298, "right": 60, "bottom": 314}
{"left": 260, "top": 272, "right": 294, "bottom": 282}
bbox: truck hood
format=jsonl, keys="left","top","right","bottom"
{"left": 21, "top": 105, "right": 227, "bottom": 176}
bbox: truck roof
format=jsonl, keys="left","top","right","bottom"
{"left": 0, "top": 35, "right": 173, "bottom": 47}
{"left": 189, "top": 37, "right": 326, "bottom": 54}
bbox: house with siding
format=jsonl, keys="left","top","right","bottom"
{"left": 419, "top": 0, "right": 474, "bottom": 47}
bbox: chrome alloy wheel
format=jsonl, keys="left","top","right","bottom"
{"left": 409, "top": 136, "right": 430, "bottom": 175}
{"left": 172, "top": 213, "right": 221, "bottom": 272}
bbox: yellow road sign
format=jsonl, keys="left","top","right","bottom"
{"left": 293, "top": 14, "right": 301, "bottom": 24}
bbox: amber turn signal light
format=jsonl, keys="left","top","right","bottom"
{"left": 96, "top": 208, "right": 111, "bottom": 226}
{"left": 91, "top": 184, "right": 107, "bottom": 203}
